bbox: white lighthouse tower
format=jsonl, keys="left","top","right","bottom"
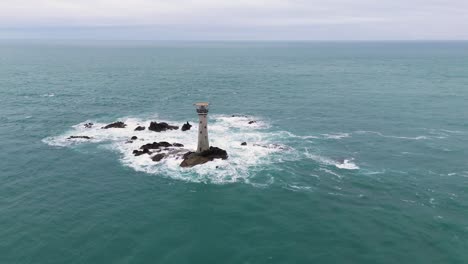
{"left": 194, "top": 102, "right": 210, "bottom": 152}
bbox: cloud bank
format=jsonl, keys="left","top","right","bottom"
{"left": 1, "top": 0, "right": 467, "bottom": 40}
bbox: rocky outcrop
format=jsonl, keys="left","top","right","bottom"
{"left": 140, "top": 141, "right": 174, "bottom": 150}
{"left": 134, "top": 126, "right": 145, "bottom": 131}
{"left": 102, "top": 121, "right": 127, "bottom": 129}
{"left": 181, "top": 122, "right": 192, "bottom": 131}
{"left": 67, "top": 136, "right": 91, "bottom": 140}
{"left": 133, "top": 148, "right": 151, "bottom": 156}
{"left": 248, "top": 121, "right": 256, "bottom": 124}
{"left": 151, "top": 153, "right": 166, "bottom": 162}
{"left": 241, "top": 142, "right": 247, "bottom": 146}
{"left": 131, "top": 136, "right": 138, "bottom": 140}
{"left": 180, "top": 147, "right": 228, "bottom": 167}
{"left": 173, "top": 143, "right": 184, "bottom": 147}
{"left": 84, "top": 123, "right": 93, "bottom": 128}
{"left": 159, "top": 141, "right": 173, "bottom": 147}
{"left": 148, "top": 122, "right": 179, "bottom": 132}
{"left": 141, "top": 142, "right": 162, "bottom": 150}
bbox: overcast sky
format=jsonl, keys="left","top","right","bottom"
{"left": 1, "top": 0, "right": 467, "bottom": 40}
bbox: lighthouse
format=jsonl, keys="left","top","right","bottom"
{"left": 194, "top": 102, "right": 209, "bottom": 152}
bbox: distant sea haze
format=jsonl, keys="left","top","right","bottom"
{"left": 1, "top": 41, "right": 467, "bottom": 264}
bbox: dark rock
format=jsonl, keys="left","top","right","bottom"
{"left": 173, "top": 143, "right": 184, "bottom": 147}
{"left": 84, "top": 123, "right": 93, "bottom": 128}
{"left": 241, "top": 142, "right": 247, "bottom": 146}
{"left": 131, "top": 136, "right": 138, "bottom": 140}
{"left": 232, "top": 114, "right": 247, "bottom": 117}
{"left": 199, "top": 147, "right": 228, "bottom": 159}
{"left": 102, "top": 121, "right": 126, "bottom": 129}
{"left": 182, "top": 151, "right": 194, "bottom": 159}
{"left": 151, "top": 153, "right": 166, "bottom": 162}
{"left": 126, "top": 140, "right": 133, "bottom": 144}
{"left": 148, "top": 122, "right": 179, "bottom": 132}
{"left": 248, "top": 121, "right": 256, "bottom": 124}
{"left": 181, "top": 122, "right": 192, "bottom": 131}
{"left": 133, "top": 148, "right": 151, "bottom": 156}
{"left": 134, "top": 126, "right": 145, "bottom": 131}
{"left": 140, "top": 142, "right": 161, "bottom": 150}
{"left": 180, "top": 147, "right": 228, "bottom": 167}
{"left": 67, "top": 136, "right": 91, "bottom": 140}
{"left": 140, "top": 141, "right": 172, "bottom": 150}
{"left": 159, "top": 141, "right": 173, "bottom": 147}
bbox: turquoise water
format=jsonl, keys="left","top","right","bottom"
{"left": 1, "top": 41, "right": 468, "bottom": 263}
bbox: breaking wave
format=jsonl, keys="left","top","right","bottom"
{"left": 353, "top": 130, "right": 435, "bottom": 140}
{"left": 304, "top": 149, "right": 360, "bottom": 171}
{"left": 44, "top": 115, "right": 295, "bottom": 184}
{"left": 44, "top": 114, "right": 365, "bottom": 184}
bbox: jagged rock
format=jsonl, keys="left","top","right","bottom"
{"left": 180, "top": 147, "right": 228, "bottom": 167}
{"left": 248, "top": 121, "right": 256, "bottom": 124}
{"left": 133, "top": 148, "right": 151, "bottom": 156}
{"left": 173, "top": 143, "right": 184, "bottom": 147}
{"left": 241, "top": 142, "right": 247, "bottom": 146}
{"left": 131, "top": 136, "right": 138, "bottom": 140}
{"left": 148, "top": 122, "right": 179, "bottom": 132}
{"left": 102, "top": 121, "right": 126, "bottom": 129}
{"left": 140, "top": 141, "right": 172, "bottom": 150}
{"left": 159, "top": 141, "right": 173, "bottom": 147}
{"left": 140, "top": 142, "right": 161, "bottom": 150}
{"left": 181, "top": 122, "right": 192, "bottom": 131}
{"left": 84, "top": 123, "right": 93, "bottom": 128}
{"left": 67, "top": 136, "right": 91, "bottom": 140}
{"left": 151, "top": 153, "right": 166, "bottom": 162}
{"left": 134, "top": 126, "right": 145, "bottom": 131}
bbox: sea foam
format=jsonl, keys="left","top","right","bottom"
{"left": 44, "top": 115, "right": 292, "bottom": 184}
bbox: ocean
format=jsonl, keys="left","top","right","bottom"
{"left": 1, "top": 40, "right": 467, "bottom": 263}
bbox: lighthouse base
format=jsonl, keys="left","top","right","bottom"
{"left": 180, "top": 147, "right": 228, "bottom": 167}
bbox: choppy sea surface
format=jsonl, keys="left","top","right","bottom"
{"left": 1, "top": 41, "right": 468, "bottom": 263}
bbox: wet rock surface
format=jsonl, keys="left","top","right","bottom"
{"left": 148, "top": 122, "right": 179, "bottom": 132}
{"left": 67, "top": 136, "right": 92, "bottom": 140}
{"left": 180, "top": 147, "right": 228, "bottom": 167}
{"left": 151, "top": 153, "right": 166, "bottom": 162}
{"left": 131, "top": 136, "right": 138, "bottom": 140}
{"left": 181, "top": 122, "right": 192, "bottom": 131}
{"left": 102, "top": 121, "right": 127, "bottom": 129}
{"left": 84, "top": 123, "right": 93, "bottom": 128}
{"left": 134, "top": 126, "right": 145, "bottom": 131}
{"left": 133, "top": 148, "right": 151, "bottom": 156}
{"left": 241, "top": 142, "right": 247, "bottom": 146}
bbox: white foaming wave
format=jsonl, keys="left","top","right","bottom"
{"left": 354, "top": 131, "right": 430, "bottom": 140}
{"left": 284, "top": 184, "right": 313, "bottom": 192}
{"left": 212, "top": 114, "right": 270, "bottom": 129}
{"left": 335, "top": 159, "right": 359, "bottom": 170}
{"left": 304, "top": 149, "right": 359, "bottom": 170}
{"left": 44, "top": 115, "right": 294, "bottom": 184}
{"left": 322, "top": 133, "right": 350, "bottom": 140}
